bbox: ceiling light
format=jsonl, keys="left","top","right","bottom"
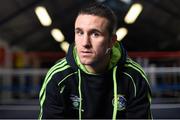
{"left": 116, "top": 27, "right": 128, "bottom": 41}
{"left": 119, "top": 0, "right": 132, "bottom": 4}
{"left": 96, "top": 0, "right": 106, "bottom": 2}
{"left": 35, "top": 6, "right": 52, "bottom": 26}
{"left": 60, "top": 41, "right": 69, "bottom": 53}
{"left": 124, "top": 3, "right": 143, "bottom": 24}
{"left": 51, "top": 28, "right": 65, "bottom": 42}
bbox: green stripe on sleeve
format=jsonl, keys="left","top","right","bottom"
{"left": 125, "top": 63, "right": 150, "bottom": 87}
{"left": 126, "top": 58, "right": 147, "bottom": 76}
{"left": 40, "top": 65, "right": 70, "bottom": 99}
{"left": 39, "top": 59, "right": 67, "bottom": 97}
{"left": 39, "top": 65, "right": 70, "bottom": 119}
{"left": 123, "top": 72, "right": 137, "bottom": 97}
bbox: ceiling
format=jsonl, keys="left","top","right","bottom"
{"left": 0, "top": 0, "right": 180, "bottom": 52}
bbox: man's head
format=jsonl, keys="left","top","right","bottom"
{"left": 77, "top": 3, "right": 117, "bottom": 37}
{"left": 74, "top": 3, "right": 118, "bottom": 72}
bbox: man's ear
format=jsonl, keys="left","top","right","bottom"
{"left": 110, "top": 34, "right": 117, "bottom": 48}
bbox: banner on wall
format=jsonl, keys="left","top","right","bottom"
{"left": 0, "top": 47, "right": 5, "bottom": 65}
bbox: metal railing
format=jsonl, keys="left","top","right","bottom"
{"left": 0, "top": 66, "right": 180, "bottom": 100}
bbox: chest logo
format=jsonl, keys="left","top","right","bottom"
{"left": 70, "top": 95, "right": 81, "bottom": 110}
{"left": 112, "top": 94, "right": 127, "bottom": 111}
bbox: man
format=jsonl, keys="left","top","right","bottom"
{"left": 39, "top": 2, "right": 152, "bottom": 119}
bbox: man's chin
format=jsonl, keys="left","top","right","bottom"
{"left": 79, "top": 59, "right": 93, "bottom": 65}
{"left": 80, "top": 61, "right": 92, "bottom": 65}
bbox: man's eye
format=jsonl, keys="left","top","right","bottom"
{"left": 75, "top": 31, "right": 83, "bottom": 36}
{"left": 92, "top": 32, "right": 99, "bottom": 37}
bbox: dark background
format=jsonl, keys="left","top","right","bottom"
{"left": 0, "top": 0, "right": 180, "bottom": 52}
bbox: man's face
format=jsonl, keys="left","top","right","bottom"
{"left": 75, "top": 14, "right": 113, "bottom": 65}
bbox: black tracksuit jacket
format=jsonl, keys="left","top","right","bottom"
{"left": 39, "top": 42, "right": 152, "bottom": 119}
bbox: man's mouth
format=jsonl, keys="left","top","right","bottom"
{"left": 80, "top": 51, "right": 92, "bottom": 56}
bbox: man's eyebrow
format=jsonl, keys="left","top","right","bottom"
{"left": 90, "top": 28, "right": 102, "bottom": 33}
{"left": 75, "top": 27, "right": 82, "bottom": 31}
{"left": 75, "top": 28, "right": 103, "bottom": 34}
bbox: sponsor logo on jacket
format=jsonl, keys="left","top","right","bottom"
{"left": 112, "top": 94, "right": 127, "bottom": 111}
{"left": 70, "top": 94, "right": 81, "bottom": 110}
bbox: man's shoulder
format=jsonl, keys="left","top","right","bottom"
{"left": 124, "top": 58, "right": 146, "bottom": 74}
{"left": 51, "top": 58, "right": 70, "bottom": 71}
{"left": 43, "top": 58, "right": 75, "bottom": 85}
{"left": 54, "top": 57, "right": 68, "bottom": 66}
{"left": 124, "top": 58, "right": 147, "bottom": 80}
{"left": 123, "top": 58, "right": 149, "bottom": 84}
{"left": 45, "top": 58, "right": 71, "bottom": 79}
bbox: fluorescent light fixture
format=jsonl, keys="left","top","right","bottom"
{"left": 119, "top": 0, "right": 132, "bottom": 4}
{"left": 51, "top": 28, "right": 65, "bottom": 42}
{"left": 35, "top": 6, "right": 52, "bottom": 26}
{"left": 116, "top": 27, "right": 128, "bottom": 41}
{"left": 96, "top": 0, "right": 106, "bottom": 2}
{"left": 124, "top": 3, "right": 143, "bottom": 24}
{"left": 60, "top": 41, "right": 69, "bottom": 53}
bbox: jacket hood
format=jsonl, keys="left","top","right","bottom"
{"left": 66, "top": 41, "right": 127, "bottom": 74}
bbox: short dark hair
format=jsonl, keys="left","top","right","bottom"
{"left": 77, "top": 2, "right": 117, "bottom": 36}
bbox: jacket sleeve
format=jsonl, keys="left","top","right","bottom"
{"left": 39, "top": 74, "right": 66, "bottom": 119}
{"left": 126, "top": 71, "right": 152, "bottom": 119}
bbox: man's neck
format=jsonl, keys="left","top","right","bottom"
{"left": 85, "top": 55, "right": 110, "bottom": 74}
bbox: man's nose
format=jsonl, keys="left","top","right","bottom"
{"left": 82, "top": 34, "right": 91, "bottom": 48}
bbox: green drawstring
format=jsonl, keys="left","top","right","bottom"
{"left": 112, "top": 66, "right": 118, "bottom": 120}
{"left": 78, "top": 69, "right": 82, "bottom": 120}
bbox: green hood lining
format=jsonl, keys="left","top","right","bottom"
{"left": 73, "top": 41, "right": 121, "bottom": 75}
